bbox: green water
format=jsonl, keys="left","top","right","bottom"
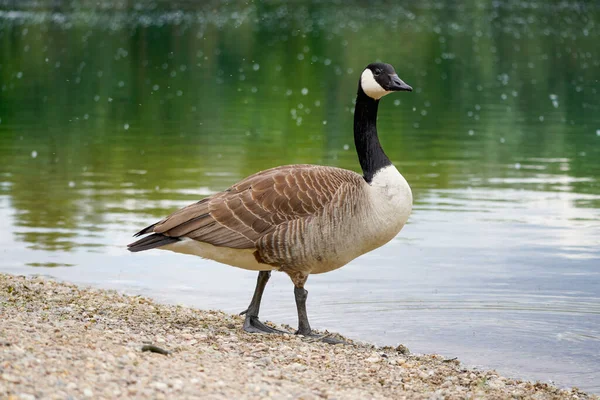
{"left": 1, "top": 0, "right": 599, "bottom": 392}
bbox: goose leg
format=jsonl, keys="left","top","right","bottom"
{"left": 293, "top": 280, "right": 345, "bottom": 345}
{"left": 240, "top": 271, "right": 288, "bottom": 334}
{"left": 294, "top": 286, "right": 312, "bottom": 335}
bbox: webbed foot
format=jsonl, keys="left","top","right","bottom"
{"left": 243, "top": 315, "right": 289, "bottom": 335}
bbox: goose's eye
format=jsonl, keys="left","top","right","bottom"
{"left": 374, "top": 69, "right": 381, "bottom": 76}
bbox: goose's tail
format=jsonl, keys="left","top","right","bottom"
{"left": 127, "top": 233, "right": 179, "bottom": 252}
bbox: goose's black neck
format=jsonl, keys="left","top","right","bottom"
{"left": 354, "top": 88, "right": 392, "bottom": 183}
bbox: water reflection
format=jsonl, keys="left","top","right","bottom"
{"left": 0, "top": 0, "right": 599, "bottom": 393}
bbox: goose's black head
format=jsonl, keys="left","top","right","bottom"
{"left": 359, "top": 62, "right": 413, "bottom": 100}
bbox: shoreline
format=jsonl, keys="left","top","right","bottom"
{"left": 1, "top": 273, "right": 596, "bottom": 399}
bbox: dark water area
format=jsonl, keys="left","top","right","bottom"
{"left": 0, "top": 0, "right": 599, "bottom": 392}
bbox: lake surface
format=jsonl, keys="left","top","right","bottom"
{"left": 1, "top": 0, "right": 599, "bottom": 393}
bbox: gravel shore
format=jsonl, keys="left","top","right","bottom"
{"left": 0, "top": 273, "right": 595, "bottom": 400}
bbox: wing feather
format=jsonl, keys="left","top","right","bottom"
{"left": 133, "top": 165, "right": 363, "bottom": 250}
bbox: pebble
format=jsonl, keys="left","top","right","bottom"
{"left": 366, "top": 355, "right": 381, "bottom": 363}
{"left": 150, "top": 382, "right": 168, "bottom": 391}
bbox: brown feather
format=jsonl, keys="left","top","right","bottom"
{"left": 141, "top": 165, "right": 364, "bottom": 252}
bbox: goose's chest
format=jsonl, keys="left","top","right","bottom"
{"left": 364, "top": 166, "right": 413, "bottom": 244}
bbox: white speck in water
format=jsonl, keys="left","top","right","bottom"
{"left": 253, "top": 63, "right": 260, "bottom": 71}
{"left": 501, "top": 93, "right": 507, "bottom": 100}
{"left": 31, "top": 150, "right": 37, "bottom": 158}
{"left": 297, "top": 53, "right": 304, "bottom": 61}
{"left": 539, "top": 116, "right": 544, "bottom": 122}
{"left": 251, "top": 87, "right": 257, "bottom": 93}
{"left": 596, "top": 129, "right": 600, "bottom": 136}
{"left": 155, "top": 186, "right": 160, "bottom": 191}
{"left": 68, "top": 181, "right": 76, "bottom": 188}
{"left": 285, "top": 89, "right": 292, "bottom": 96}
{"left": 176, "top": 90, "right": 183, "bottom": 96}
{"left": 324, "top": 59, "right": 331, "bottom": 66}
{"left": 500, "top": 137, "right": 505, "bottom": 143}
{"left": 124, "top": 123, "right": 129, "bottom": 130}
{"left": 83, "top": 114, "right": 89, "bottom": 120}
{"left": 421, "top": 110, "right": 427, "bottom": 116}
{"left": 16, "top": 72, "right": 23, "bottom": 79}
{"left": 153, "top": 84, "right": 159, "bottom": 91}
{"left": 412, "top": 107, "right": 416, "bottom": 112}
{"left": 108, "top": 97, "right": 113, "bottom": 102}
{"left": 94, "top": 95, "right": 100, "bottom": 102}
{"left": 118, "top": 81, "right": 125, "bottom": 87}
{"left": 343, "top": 144, "right": 350, "bottom": 150}
{"left": 515, "top": 163, "right": 521, "bottom": 169}
{"left": 468, "top": 130, "right": 475, "bottom": 136}
{"left": 301, "top": 88, "right": 309, "bottom": 95}
{"left": 322, "top": 120, "right": 327, "bottom": 125}
{"left": 394, "top": 99, "right": 400, "bottom": 106}
{"left": 314, "top": 100, "right": 321, "bottom": 107}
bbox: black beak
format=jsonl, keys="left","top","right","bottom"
{"left": 388, "top": 74, "right": 413, "bottom": 92}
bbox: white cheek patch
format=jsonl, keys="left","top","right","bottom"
{"left": 360, "top": 69, "right": 390, "bottom": 100}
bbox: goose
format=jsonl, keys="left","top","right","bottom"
{"left": 128, "top": 62, "right": 413, "bottom": 343}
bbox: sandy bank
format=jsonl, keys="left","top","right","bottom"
{"left": 0, "top": 274, "right": 595, "bottom": 400}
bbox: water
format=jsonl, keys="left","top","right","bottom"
{"left": 1, "top": 0, "right": 600, "bottom": 392}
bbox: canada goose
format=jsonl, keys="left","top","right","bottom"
{"left": 128, "top": 62, "right": 413, "bottom": 343}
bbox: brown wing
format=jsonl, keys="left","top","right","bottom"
{"left": 140, "top": 165, "right": 364, "bottom": 249}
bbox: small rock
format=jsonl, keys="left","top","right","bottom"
{"left": 366, "top": 355, "right": 381, "bottom": 363}
{"left": 251, "top": 343, "right": 268, "bottom": 353}
{"left": 172, "top": 379, "right": 184, "bottom": 390}
{"left": 150, "top": 382, "right": 168, "bottom": 391}
{"left": 255, "top": 356, "right": 272, "bottom": 367}
{"left": 1, "top": 373, "right": 21, "bottom": 383}
{"left": 395, "top": 344, "right": 410, "bottom": 354}
{"left": 83, "top": 388, "right": 94, "bottom": 397}
{"left": 487, "top": 378, "right": 506, "bottom": 390}
{"left": 289, "top": 362, "right": 307, "bottom": 372}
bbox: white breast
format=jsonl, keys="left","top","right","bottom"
{"left": 365, "top": 165, "right": 413, "bottom": 245}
